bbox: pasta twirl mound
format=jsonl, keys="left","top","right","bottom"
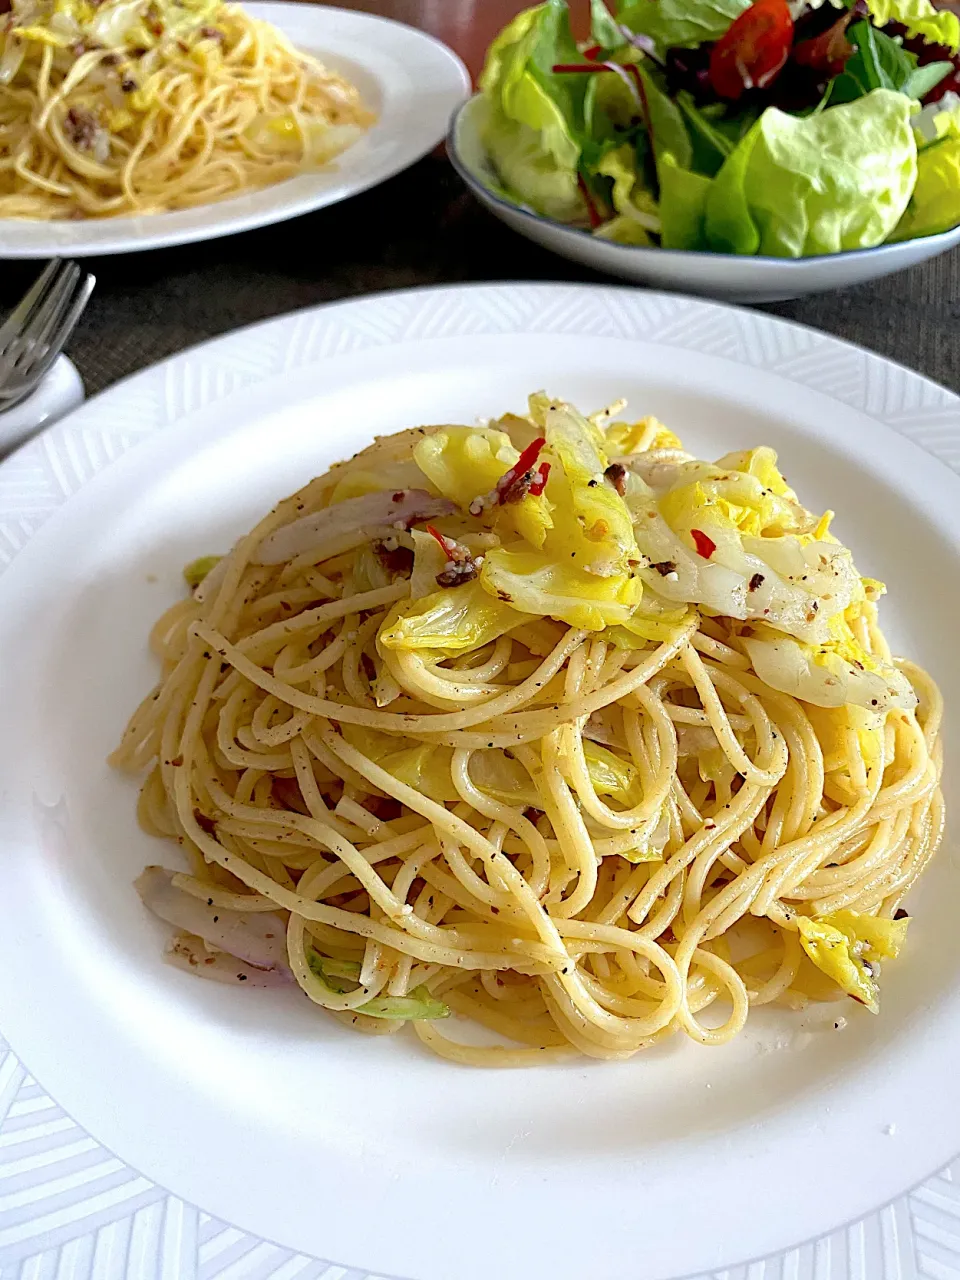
{"left": 112, "top": 395, "right": 943, "bottom": 1065}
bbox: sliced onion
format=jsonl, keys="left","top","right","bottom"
{"left": 136, "top": 866, "right": 290, "bottom": 974}
{"left": 676, "top": 725, "right": 719, "bottom": 755}
{"left": 255, "top": 490, "right": 457, "bottom": 565}
{"left": 164, "top": 932, "right": 294, "bottom": 987}
{"left": 620, "top": 450, "right": 694, "bottom": 488}
{"left": 0, "top": 35, "right": 24, "bottom": 85}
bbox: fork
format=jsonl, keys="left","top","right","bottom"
{"left": 0, "top": 260, "right": 95, "bottom": 412}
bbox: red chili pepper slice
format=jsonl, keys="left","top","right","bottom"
{"left": 496, "top": 437, "right": 547, "bottom": 503}
{"left": 709, "top": 0, "right": 793, "bottom": 101}
{"left": 691, "top": 529, "right": 716, "bottom": 559}
{"left": 425, "top": 524, "right": 453, "bottom": 556}
{"left": 528, "top": 461, "right": 551, "bottom": 498}
{"left": 582, "top": 43, "right": 603, "bottom": 60}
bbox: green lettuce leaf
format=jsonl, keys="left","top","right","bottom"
{"left": 581, "top": 57, "right": 691, "bottom": 174}
{"left": 704, "top": 90, "right": 918, "bottom": 256}
{"left": 481, "top": 106, "right": 583, "bottom": 220}
{"left": 593, "top": 214, "right": 655, "bottom": 244}
{"left": 636, "top": 61, "right": 694, "bottom": 174}
{"left": 892, "top": 117, "right": 960, "bottom": 239}
{"left": 865, "top": 0, "right": 960, "bottom": 53}
{"left": 829, "top": 21, "right": 951, "bottom": 104}
{"left": 677, "top": 93, "right": 759, "bottom": 177}
{"left": 478, "top": 0, "right": 587, "bottom": 221}
{"left": 590, "top": 0, "right": 625, "bottom": 50}
{"left": 704, "top": 123, "right": 762, "bottom": 254}
{"left": 580, "top": 58, "right": 691, "bottom": 238}
{"left": 593, "top": 144, "right": 660, "bottom": 243}
{"left": 658, "top": 152, "right": 711, "bottom": 248}
{"left": 617, "top": 0, "right": 749, "bottom": 51}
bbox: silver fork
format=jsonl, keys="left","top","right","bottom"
{"left": 0, "top": 260, "right": 95, "bottom": 411}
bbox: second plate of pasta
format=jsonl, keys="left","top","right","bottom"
{"left": 0, "top": 1, "right": 469, "bottom": 256}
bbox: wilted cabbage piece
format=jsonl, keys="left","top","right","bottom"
{"left": 741, "top": 615, "right": 917, "bottom": 713}
{"left": 308, "top": 954, "right": 450, "bottom": 1019}
{"left": 480, "top": 546, "right": 642, "bottom": 631}
{"left": 797, "top": 910, "right": 909, "bottom": 1012}
{"left": 341, "top": 391, "right": 912, "bottom": 715}
{"left": 378, "top": 581, "right": 525, "bottom": 654}
{"left": 183, "top": 555, "right": 221, "bottom": 588}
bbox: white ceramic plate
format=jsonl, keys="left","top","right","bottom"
{"left": 0, "top": 354, "right": 84, "bottom": 455}
{"left": 449, "top": 94, "right": 960, "bottom": 303}
{"left": 0, "top": 4, "right": 469, "bottom": 259}
{"left": 1, "top": 283, "right": 959, "bottom": 1280}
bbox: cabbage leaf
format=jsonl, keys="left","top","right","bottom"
{"left": 379, "top": 581, "right": 525, "bottom": 653}
{"left": 480, "top": 546, "right": 642, "bottom": 630}
{"left": 796, "top": 910, "right": 909, "bottom": 1013}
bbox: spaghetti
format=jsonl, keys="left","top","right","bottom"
{"left": 112, "top": 395, "right": 944, "bottom": 1065}
{"left": 0, "top": 0, "right": 373, "bottom": 219}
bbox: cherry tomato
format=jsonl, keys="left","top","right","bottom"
{"left": 709, "top": 0, "right": 794, "bottom": 101}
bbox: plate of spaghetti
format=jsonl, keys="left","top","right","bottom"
{"left": 0, "top": 0, "right": 469, "bottom": 256}
{"left": 0, "top": 283, "right": 958, "bottom": 1280}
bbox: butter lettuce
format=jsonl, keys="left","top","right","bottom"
{"left": 478, "top": 0, "right": 587, "bottom": 221}
{"left": 658, "top": 152, "right": 711, "bottom": 250}
{"left": 676, "top": 94, "right": 758, "bottom": 178}
{"left": 618, "top": 0, "right": 750, "bottom": 53}
{"left": 705, "top": 91, "right": 918, "bottom": 257}
{"left": 590, "top": 0, "right": 624, "bottom": 51}
{"left": 894, "top": 107, "right": 960, "bottom": 240}
{"left": 592, "top": 145, "right": 660, "bottom": 244}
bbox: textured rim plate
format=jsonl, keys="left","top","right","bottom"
{"left": 1, "top": 283, "right": 960, "bottom": 1280}
{"left": 0, "top": 3, "right": 469, "bottom": 259}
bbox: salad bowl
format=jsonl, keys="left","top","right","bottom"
{"left": 449, "top": 0, "right": 960, "bottom": 302}
{"left": 449, "top": 93, "right": 960, "bottom": 302}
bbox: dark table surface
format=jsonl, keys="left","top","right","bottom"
{"left": 4, "top": 0, "right": 960, "bottom": 398}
